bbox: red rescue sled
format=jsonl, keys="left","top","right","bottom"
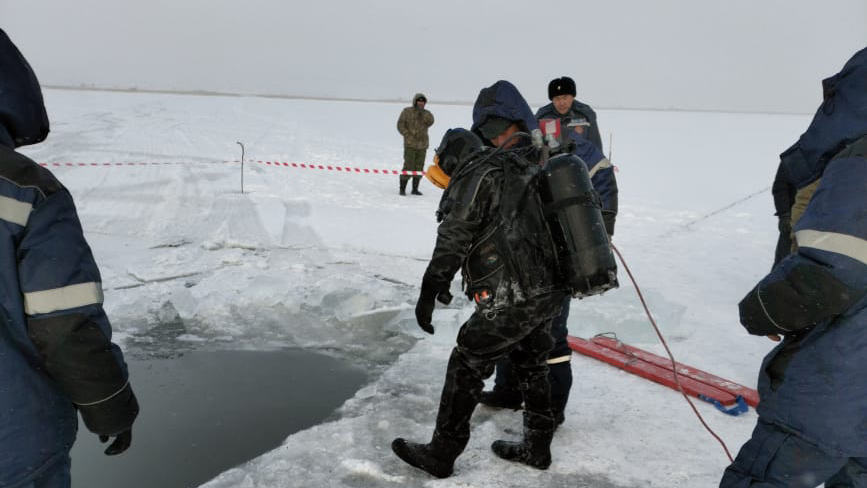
{"left": 568, "top": 335, "right": 759, "bottom": 411}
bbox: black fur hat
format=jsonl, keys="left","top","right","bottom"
{"left": 548, "top": 76, "right": 577, "bottom": 100}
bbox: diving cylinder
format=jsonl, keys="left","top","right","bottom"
{"left": 540, "top": 153, "right": 618, "bottom": 297}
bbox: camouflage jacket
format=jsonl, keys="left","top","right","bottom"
{"left": 397, "top": 93, "right": 434, "bottom": 149}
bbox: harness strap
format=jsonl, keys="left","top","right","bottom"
{"left": 543, "top": 193, "right": 601, "bottom": 218}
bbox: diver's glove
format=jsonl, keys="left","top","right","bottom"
{"left": 415, "top": 282, "right": 453, "bottom": 334}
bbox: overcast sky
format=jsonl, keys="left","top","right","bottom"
{"left": 2, "top": 0, "right": 865, "bottom": 113}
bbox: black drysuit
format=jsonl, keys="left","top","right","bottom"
{"left": 422, "top": 143, "right": 567, "bottom": 444}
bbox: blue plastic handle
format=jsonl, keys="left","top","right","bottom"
{"left": 699, "top": 394, "right": 749, "bottom": 416}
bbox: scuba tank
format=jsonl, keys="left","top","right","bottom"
{"left": 540, "top": 153, "right": 618, "bottom": 297}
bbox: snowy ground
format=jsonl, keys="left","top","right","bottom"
{"left": 21, "top": 88, "right": 812, "bottom": 487}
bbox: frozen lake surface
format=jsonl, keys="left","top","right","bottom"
{"left": 18, "top": 87, "right": 815, "bottom": 486}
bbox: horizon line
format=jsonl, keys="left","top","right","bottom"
{"left": 42, "top": 84, "right": 813, "bottom": 117}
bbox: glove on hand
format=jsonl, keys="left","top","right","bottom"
{"left": 738, "top": 285, "right": 789, "bottom": 336}
{"left": 777, "top": 213, "right": 792, "bottom": 235}
{"left": 415, "top": 283, "right": 452, "bottom": 334}
{"left": 739, "top": 261, "right": 864, "bottom": 336}
{"left": 78, "top": 383, "right": 139, "bottom": 454}
{"left": 602, "top": 210, "right": 616, "bottom": 236}
{"left": 99, "top": 429, "right": 132, "bottom": 455}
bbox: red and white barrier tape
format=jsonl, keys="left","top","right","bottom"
{"left": 249, "top": 160, "right": 426, "bottom": 176}
{"left": 38, "top": 159, "right": 425, "bottom": 175}
{"left": 39, "top": 161, "right": 195, "bottom": 167}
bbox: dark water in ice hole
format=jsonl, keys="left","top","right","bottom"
{"left": 69, "top": 348, "right": 368, "bottom": 488}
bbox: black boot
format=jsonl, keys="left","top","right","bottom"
{"left": 479, "top": 387, "right": 523, "bottom": 410}
{"left": 548, "top": 361, "right": 572, "bottom": 428}
{"left": 491, "top": 427, "right": 554, "bottom": 470}
{"left": 392, "top": 432, "right": 467, "bottom": 478}
{"left": 411, "top": 176, "right": 422, "bottom": 195}
{"left": 399, "top": 179, "right": 408, "bottom": 195}
{"left": 550, "top": 388, "right": 567, "bottom": 427}
{"left": 553, "top": 409, "right": 565, "bottom": 427}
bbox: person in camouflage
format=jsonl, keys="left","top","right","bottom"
{"left": 391, "top": 80, "right": 567, "bottom": 478}
{"left": 396, "top": 93, "right": 434, "bottom": 195}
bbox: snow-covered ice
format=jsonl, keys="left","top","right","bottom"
{"left": 19, "top": 88, "right": 813, "bottom": 487}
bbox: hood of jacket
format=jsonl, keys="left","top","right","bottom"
{"left": 412, "top": 92, "right": 427, "bottom": 106}
{"left": 792, "top": 47, "right": 867, "bottom": 188}
{"left": 0, "top": 29, "right": 49, "bottom": 149}
{"left": 470, "top": 80, "right": 539, "bottom": 145}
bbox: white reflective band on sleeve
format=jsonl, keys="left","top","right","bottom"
{"left": 74, "top": 380, "right": 129, "bottom": 407}
{"left": 588, "top": 158, "right": 612, "bottom": 178}
{"left": 547, "top": 354, "right": 572, "bottom": 365}
{"left": 795, "top": 229, "right": 867, "bottom": 266}
{"left": 0, "top": 194, "right": 33, "bottom": 226}
{"left": 24, "top": 282, "right": 104, "bottom": 315}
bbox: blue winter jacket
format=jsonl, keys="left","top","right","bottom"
{"left": 739, "top": 46, "right": 867, "bottom": 456}
{"left": 563, "top": 131, "right": 618, "bottom": 233}
{"left": 470, "top": 81, "right": 617, "bottom": 233}
{"left": 0, "top": 29, "right": 137, "bottom": 487}
{"left": 535, "top": 99, "right": 604, "bottom": 152}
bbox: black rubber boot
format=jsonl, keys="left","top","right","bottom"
{"left": 491, "top": 427, "right": 554, "bottom": 470}
{"left": 399, "top": 178, "right": 408, "bottom": 196}
{"left": 479, "top": 387, "right": 523, "bottom": 410}
{"left": 411, "top": 176, "right": 422, "bottom": 195}
{"left": 553, "top": 409, "right": 565, "bottom": 427}
{"left": 548, "top": 361, "right": 572, "bottom": 427}
{"left": 391, "top": 432, "right": 467, "bottom": 478}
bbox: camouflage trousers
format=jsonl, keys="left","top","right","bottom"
{"left": 400, "top": 147, "right": 426, "bottom": 186}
